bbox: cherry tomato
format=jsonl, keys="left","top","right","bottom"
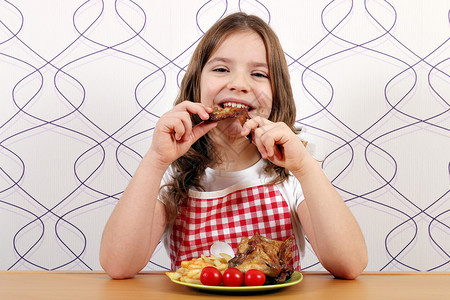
{"left": 222, "top": 267, "right": 244, "bottom": 286}
{"left": 200, "top": 266, "right": 222, "bottom": 286}
{"left": 244, "top": 269, "right": 266, "bottom": 286}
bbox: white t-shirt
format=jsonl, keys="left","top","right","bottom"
{"left": 159, "top": 159, "right": 306, "bottom": 262}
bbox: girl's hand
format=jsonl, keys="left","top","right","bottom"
{"left": 241, "top": 117, "right": 307, "bottom": 173}
{"left": 149, "top": 101, "right": 217, "bottom": 169}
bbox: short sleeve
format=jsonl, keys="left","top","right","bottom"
{"left": 283, "top": 174, "right": 304, "bottom": 209}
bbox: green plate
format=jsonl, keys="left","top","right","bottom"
{"left": 168, "top": 271, "right": 303, "bottom": 292}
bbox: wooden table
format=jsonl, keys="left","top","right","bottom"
{"left": 0, "top": 271, "right": 449, "bottom": 299}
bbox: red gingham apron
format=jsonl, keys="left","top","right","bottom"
{"left": 169, "top": 183, "right": 301, "bottom": 271}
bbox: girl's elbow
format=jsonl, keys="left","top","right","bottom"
{"left": 107, "top": 270, "right": 136, "bottom": 280}
{"left": 334, "top": 254, "right": 368, "bottom": 280}
{"left": 102, "top": 263, "right": 137, "bottom": 280}
{"left": 100, "top": 254, "right": 137, "bottom": 280}
{"left": 334, "top": 265, "right": 364, "bottom": 280}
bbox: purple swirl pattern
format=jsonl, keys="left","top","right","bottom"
{"left": 0, "top": 1, "right": 448, "bottom": 272}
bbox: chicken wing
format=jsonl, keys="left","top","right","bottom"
{"left": 228, "top": 234, "right": 295, "bottom": 283}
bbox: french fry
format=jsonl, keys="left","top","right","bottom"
{"left": 183, "top": 277, "right": 202, "bottom": 284}
{"left": 166, "top": 254, "right": 229, "bottom": 285}
{"left": 219, "top": 253, "right": 233, "bottom": 262}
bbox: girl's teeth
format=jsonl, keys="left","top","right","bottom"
{"left": 223, "top": 102, "right": 249, "bottom": 110}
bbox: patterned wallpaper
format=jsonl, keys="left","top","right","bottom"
{"left": 0, "top": 0, "right": 448, "bottom": 272}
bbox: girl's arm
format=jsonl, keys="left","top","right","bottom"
{"left": 100, "top": 102, "right": 216, "bottom": 279}
{"left": 242, "top": 118, "right": 368, "bottom": 279}
{"left": 99, "top": 154, "right": 169, "bottom": 279}
{"left": 295, "top": 154, "right": 368, "bottom": 279}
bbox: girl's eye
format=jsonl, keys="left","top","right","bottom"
{"left": 213, "top": 67, "right": 228, "bottom": 73}
{"left": 252, "top": 72, "right": 269, "bottom": 79}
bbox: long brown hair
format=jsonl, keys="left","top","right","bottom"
{"left": 161, "top": 12, "right": 297, "bottom": 223}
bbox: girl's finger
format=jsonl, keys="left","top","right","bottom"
{"left": 171, "top": 110, "right": 195, "bottom": 140}
{"left": 256, "top": 123, "right": 285, "bottom": 159}
{"left": 178, "top": 101, "right": 212, "bottom": 120}
{"left": 172, "top": 118, "right": 187, "bottom": 140}
{"left": 189, "top": 121, "right": 218, "bottom": 142}
{"left": 253, "top": 127, "right": 270, "bottom": 158}
{"left": 241, "top": 116, "right": 271, "bottom": 137}
{"left": 271, "top": 144, "right": 283, "bottom": 161}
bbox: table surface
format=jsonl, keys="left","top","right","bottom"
{"left": 1, "top": 271, "right": 449, "bottom": 300}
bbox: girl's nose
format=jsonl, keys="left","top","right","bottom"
{"left": 227, "top": 72, "right": 250, "bottom": 93}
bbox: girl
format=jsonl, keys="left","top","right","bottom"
{"left": 100, "top": 12, "right": 367, "bottom": 280}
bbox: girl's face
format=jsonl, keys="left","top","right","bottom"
{"left": 200, "top": 30, "right": 273, "bottom": 135}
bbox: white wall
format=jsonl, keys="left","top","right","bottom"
{"left": 0, "top": 0, "right": 448, "bottom": 272}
